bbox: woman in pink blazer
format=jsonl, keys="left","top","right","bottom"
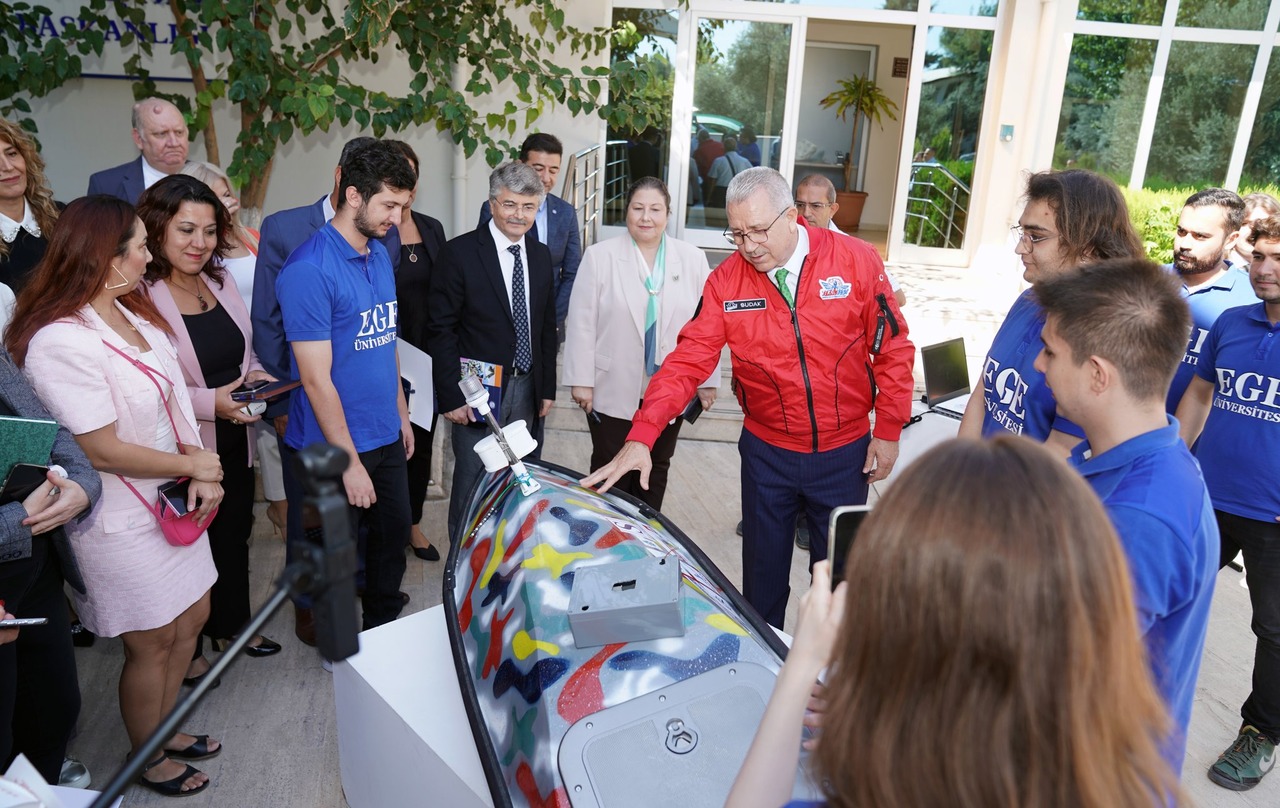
{"left": 564, "top": 177, "right": 719, "bottom": 509}
{"left": 139, "top": 176, "right": 280, "bottom": 681}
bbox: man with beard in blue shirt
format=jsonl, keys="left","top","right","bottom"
{"left": 1177, "top": 214, "right": 1280, "bottom": 792}
{"left": 1035, "top": 258, "right": 1218, "bottom": 775}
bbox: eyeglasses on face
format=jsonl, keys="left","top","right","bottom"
{"left": 1010, "top": 224, "right": 1058, "bottom": 245}
{"left": 724, "top": 207, "right": 791, "bottom": 246}
{"left": 794, "top": 201, "right": 830, "bottom": 211}
{"left": 497, "top": 199, "right": 539, "bottom": 215}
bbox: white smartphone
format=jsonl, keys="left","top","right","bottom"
{"left": 828, "top": 504, "right": 871, "bottom": 590}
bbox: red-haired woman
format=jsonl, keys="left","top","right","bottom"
{"left": 5, "top": 195, "right": 224, "bottom": 797}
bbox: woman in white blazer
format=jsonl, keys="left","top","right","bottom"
{"left": 564, "top": 178, "right": 719, "bottom": 509}
{"left": 139, "top": 176, "right": 281, "bottom": 686}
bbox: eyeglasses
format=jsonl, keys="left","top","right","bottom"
{"left": 794, "top": 201, "right": 830, "bottom": 211}
{"left": 724, "top": 207, "right": 790, "bottom": 246}
{"left": 1011, "top": 225, "right": 1058, "bottom": 246}
{"left": 497, "top": 200, "right": 539, "bottom": 215}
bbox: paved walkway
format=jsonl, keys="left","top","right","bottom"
{"left": 63, "top": 255, "right": 1269, "bottom": 806}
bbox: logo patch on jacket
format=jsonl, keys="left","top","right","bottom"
{"left": 724, "top": 298, "right": 767, "bottom": 312}
{"left": 819, "top": 276, "right": 851, "bottom": 300}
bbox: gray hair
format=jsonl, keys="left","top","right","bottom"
{"left": 726, "top": 167, "right": 794, "bottom": 211}
{"left": 489, "top": 161, "right": 546, "bottom": 202}
{"left": 797, "top": 173, "right": 838, "bottom": 204}
{"left": 180, "top": 160, "right": 230, "bottom": 189}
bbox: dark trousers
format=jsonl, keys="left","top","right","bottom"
{"left": 202, "top": 420, "right": 253, "bottom": 640}
{"left": 0, "top": 538, "right": 80, "bottom": 782}
{"left": 406, "top": 415, "right": 439, "bottom": 525}
{"left": 449, "top": 371, "right": 535, "bottom": 542}
{"left": 284, "top": 439, "right": 411, "bottom": 629}
{"left": 588, "top": 409, "right": 682, "bottom": 511}
{"left": 1217, "top": 510, "right": 1280, "bottom": 740}
{"left": 739, "top": 430, "right": 870, "bottom": 629}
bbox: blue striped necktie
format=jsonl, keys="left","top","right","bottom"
{"left": 508, "top": 244, "right": 532, "bottom": 372}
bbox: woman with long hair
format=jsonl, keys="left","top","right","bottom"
{"left": 727, "top": 437, "right": 1183, "bottom": 808}
{"left": 138, "top": 175, "right": 280, "bottom": 683}
{"left": 563, "top": 177, "right": 718, "bottom": 510}
{"left": 5, "top": 195, "right": 223, "bottom": 796}
{"left": 0, "top": 118, "right": 60, "bottom": 294}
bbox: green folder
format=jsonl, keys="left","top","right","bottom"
{"left": 0, "top": 415, "right": 58, "bottom": 475}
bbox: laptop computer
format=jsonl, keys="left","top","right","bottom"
{"left": 921, "top": 337, "right": 971, "bottom": 420}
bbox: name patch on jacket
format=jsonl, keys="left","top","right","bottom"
{"left": 724, "top": 298, "right": 767, "bottom": 312}
{"left": 819, "top": 276, "right": 851, "bottom": 300}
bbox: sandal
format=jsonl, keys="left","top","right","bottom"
{"left": 135, "top": 755, "right": 209, "bottom": 797}
{"left": 165, "top": 734, "right": 221, "bottom": 760}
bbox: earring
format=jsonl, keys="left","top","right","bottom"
{"left": 104, "top": 264, "right": 129, "bottom": 291}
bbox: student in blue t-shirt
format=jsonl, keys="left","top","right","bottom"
{"left": 276, "top": 142, "right": 418, "bottom": 632}
{"left": 1177, "top": 214, "right": 1280, "bottom": 792}
{"left": 959, "top": 169, "right": 1144, "bottom": 455}
{"left": 1165, "top": 187, "right": 1257, "bottom": 413}
{"left": 1035, "top": 258, "right": 1218, "bottom": 776}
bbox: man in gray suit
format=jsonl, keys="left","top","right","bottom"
{"left": 86, "top": 98, "right": 189, "bottom": 204}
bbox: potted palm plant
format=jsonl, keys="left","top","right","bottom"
{"left": 819, "top": 74, "right": 900, "bottom": 231}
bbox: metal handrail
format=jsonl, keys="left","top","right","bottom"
{"left": 563, "top": 144, "right": 604, "bottom": 249}
{"left": 904, "top": 161, "right": 971, "bottom": 249}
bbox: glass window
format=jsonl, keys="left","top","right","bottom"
{"left": 1176, "top": 0, "right": 1269, "bottom": 31}
{"left": 686, "top": 19, "right": 792, "bottom": 233}
{"left": 1076, "top": 0, "right": 1165, "bottom": 25}
{"left": 606, "top": 8, "right": 680, "bottom": 225}
{"left": 903, "top": 26, "right": 992, "bottom": 248}
{"left": 1052, "top": 35, "right": 1156, "bottom": 184}
{"left": 765, "top": 0, "right": 920, "bottom": 11}
{"left": 930, "top": 0, "right": 999, "bottom": 16}
{"left": 1242, "top": 48, "right": 1280, "bottom": 188}
{"left": 1147, "top": 41, "right": 1255, "bottom": 188}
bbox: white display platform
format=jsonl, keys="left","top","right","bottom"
{"left": 333, "top": 605, "right": 492, "bottom": 808}
{"left": 872, "top": 401, "right": 962, "bottom": 497}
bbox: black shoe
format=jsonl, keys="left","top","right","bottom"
{"left": 795, "top": 521, "right": 810, "bottom": 551}
{"left": 735, "top": 520, "right": 743, "bottom": 536}
{"left": 135, "top": 756, "right": 209, "bottom": 797}
{"left": 70, "top": 620, "right": 95, "bottom": 648}
{"left": 211, "top": 635, "right": 282, "bottom": 657}
{"left": 412, "top": 543, "right": 441, "bottom": 562}
{"left": 180, "top": 667, "right": 221, "bottom": 690}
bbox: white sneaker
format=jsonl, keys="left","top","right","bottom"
{"left": 59, "top": 756, "right": 91, "bottom": 789}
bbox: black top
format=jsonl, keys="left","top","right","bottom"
{"left": 182, "top": 297, "right": 244, "bottom": 388}
{"left": 0, "top": 228, "right": 49, "bottom": 294}
{"left": 396, "top": 209, "right": 447, "bottom": 350}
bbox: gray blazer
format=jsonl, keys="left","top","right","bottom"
{"left": 0, "top": 346, "right": 100, "bottom": 593}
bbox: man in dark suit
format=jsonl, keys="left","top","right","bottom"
{"left": 250, "top": 135, "right": 400, "bottom": 645}
{"left": 86, "top": 98, "right": 189, "bottom": 204}
{"left": 478, "top": 133, "right": 582, "bottom": 335}
{"left": 430, "top": 162, "right": 558, "bottom": 540}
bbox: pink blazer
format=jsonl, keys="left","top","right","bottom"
{"left": 147, "top": 274, "right": 264, "bottom": 463}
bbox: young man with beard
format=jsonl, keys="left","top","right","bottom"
{"left": 276, "top": 142, "right": 417, "bottom": 632}
{"left": 1165, "top": 188, "right": 1255, "bottom": 413}
{"left": 1176, "top": 214, "right": 1280, "bottom": 792}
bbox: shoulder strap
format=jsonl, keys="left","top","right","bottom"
{"left": 101, "top": 340, "right": 185, "bottom": 451}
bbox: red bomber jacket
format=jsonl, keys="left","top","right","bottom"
{"left": 626, "top": 220, "right": 915, "bottom": 453}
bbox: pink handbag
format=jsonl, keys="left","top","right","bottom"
{"left": 103, "top": 341, "right": 218, "bottom": 546}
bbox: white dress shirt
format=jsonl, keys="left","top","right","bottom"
{"left": 488, "top": 219, "right": 532, "bottom": 336}
{"left": 774, "top": 225, "right": 810, "bottom": 302}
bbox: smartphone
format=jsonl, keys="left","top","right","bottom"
{"left": 230, "top": 379, "right": 301, "bottom": 403}
{"left": 158, "top": 478, "right": 191, "bottom": 517}
{"left": 0, "top": 617, "right": 49, "bottom": 628}
{"left": 828, "top": 505, "right": 871, "bottom": 590}
{"left": 0, "top": 463, "right": 50, "bottom": 505}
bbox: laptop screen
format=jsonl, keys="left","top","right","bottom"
{"left": 922, "top": 337, "right": 970, "bottom": 407}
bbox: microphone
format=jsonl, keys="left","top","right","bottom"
{"left": 459, "top": 373, "right": 541, "bottom": 495}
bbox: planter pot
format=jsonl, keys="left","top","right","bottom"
{"left": 832, "top": 191, "right": 868, "bottom": 232}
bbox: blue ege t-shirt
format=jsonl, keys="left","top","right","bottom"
{"left": 1193, "top": 302, "right": 1280, "bottom": 522}
{"left": 1166, "top": 265, "right": 1258, "bottom": 414}
{"left": 277, "top": 223, "right": 402, "bottom": 454}
{"left": 980, "top": 289, "right": 1083, "bottom": 441}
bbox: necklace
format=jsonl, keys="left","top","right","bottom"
{"left": 169, "top": 276, "right": 209, "bottom": 311}
{"left": 93, "top": 305, "right": 138, "bottom": 333}
{"left": 405, "top": 243, "right": 419, "bottom": 263}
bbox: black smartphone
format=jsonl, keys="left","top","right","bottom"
{"left": 158, "top": 479, "right": 191, "bottom": 517}
{"left": 0, "top": 617, "right": 48, "bottom": 628}
{"left": 0, "top": 463, "right": 50, "bottom": 505}
{"left": 230, "top": 379, "right": 301, "bottom": 402}
{"left": 828, "top": 505, "right": 871, "bottom": 590}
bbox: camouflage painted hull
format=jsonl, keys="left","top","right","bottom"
{"left": 443, "top": 461, "right": 789, "bottom": 808}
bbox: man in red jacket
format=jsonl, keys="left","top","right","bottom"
{"left": 584, "top": 167, "right": 914, "bottom": 627}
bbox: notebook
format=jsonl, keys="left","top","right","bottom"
{"left": 0, "top": 415, "right": 58, "bottom": 475}
{"left": 921, "top": 338, "right": 971, "bottom": 419}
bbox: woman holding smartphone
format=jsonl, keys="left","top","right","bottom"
{"left": 727, "top": 437, "right": 1183, "bottom": 808}
{"left": 6, "top": 195, "right": 223, "bottom": 796}
{"left": 138, "top": 175, "right": 280, "bottom": 685}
